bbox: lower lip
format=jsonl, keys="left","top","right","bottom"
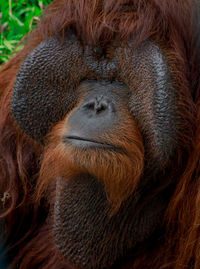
{"left": 63, "top": 137, "right": 122, "bottom": 152}
{"left": 66, "top": 137, "right": 112, "bottom": 149}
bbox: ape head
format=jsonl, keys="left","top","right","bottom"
{"left": 0, "top": 1, "right": 199, "bottom": 269}
{"left": 11, "top": 34, "right": 195, "bottom": 268}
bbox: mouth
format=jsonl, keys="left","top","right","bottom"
{"left": 62, "top": 135, "right": 123, "bottom": 152}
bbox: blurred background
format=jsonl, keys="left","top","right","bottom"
{"left": 0, "top": 0, "right": 52, "bottom": 65}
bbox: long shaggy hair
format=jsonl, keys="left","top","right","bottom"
{"left": 0, "top": 0, "right": 200, "bottom": 268}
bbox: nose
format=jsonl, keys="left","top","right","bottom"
{"left": 66, "top": 94, "right": 116, "bottom": 139}
{"left": 82, "top": 95, "right": 113, "bottom": 115}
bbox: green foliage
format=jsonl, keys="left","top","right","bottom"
{"left": 0, "top": 0, "right": 52, "bottom": 65}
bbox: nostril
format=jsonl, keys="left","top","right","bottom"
{"left": 85, "top": 102, "right": 95, "bottom": 110}
{"left": 96, "top": 103, "right": 107, "bottom": 114}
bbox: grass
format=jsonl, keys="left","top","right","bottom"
{"left": 0, "top": 0, "right": 52, "bottom": 65}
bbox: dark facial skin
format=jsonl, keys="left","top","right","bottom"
{"left": 63, "top": 81, "right": 129, "bottom": 150}
{"left": 11, "top": 34, "right": 181, "bottom": 151}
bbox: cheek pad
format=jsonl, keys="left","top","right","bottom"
{"left": 11, "top": 36, "right": 86, "bottom": 142}
{"left": 11, "top": 34, "right": 179, "bottom": 169}
{"left": 11, "top": 35, "right": 120, "bottom": 142}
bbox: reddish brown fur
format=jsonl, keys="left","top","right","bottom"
{"left": 0, "top": 0, "right": 200, "bottom": 268}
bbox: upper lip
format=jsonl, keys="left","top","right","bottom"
{"left": 63, "top": 135, "right": 123, "bottom": 152}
